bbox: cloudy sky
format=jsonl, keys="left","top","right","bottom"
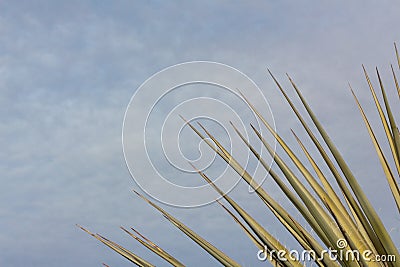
{"left": 1, "top": 1, "right": 400, "bottom": 266}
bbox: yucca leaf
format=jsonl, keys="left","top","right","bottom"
{"left": 229, "top": 122, "right": 338, "bottom": 266}
{"left": 322, "top": 199, "right": 385, "bottom": 267}
{"left": 194, "top": 116, "right": 360, "bottom": 266}
{"left": 216, "top": 200, "right": 264, "bottom": 251}
{"left": 291, "top": 130, "right": 381, "bottom": 258}
{"left": 291, "top": 130, "right": 349, "bottom": 217}
{"left": 391, "top": 64, "right": 400, "bottom": 99}
{"left": 250, "top": 125, "right": 378, "bottom": 267}
{"left": 241, "top": 90, "right": 387, "bottom": 267}
{"left": 322, "top": 200, "right": 368, "bottom": 267}
{"left": 283, "top": 74, "right": 388, "bottom": 258}
{"left": 216, "top": 200, "right": 289, "bottom": 266}
{"left": 130, "top": 228, "right": 158, "bottom": 248}
{"left": 362, "top": 66, "right": 400, "bottom": 175}
{"left": 340, "top": 194, "right": 381, "bottom": 260}
{"left": 132, "top": 190, "right": 241, "bottom": 267}
{"left": 77, "top": 225, "right": 155, "bottom": 267}
{"left": 350, "top": 88, "right": 400, "bottom": 213}
{"left": 292, "top": 130, "right": 387, "bottom": 267}
{"left": 196, "top": 121, "right": 341, "bottom": 263}
{"left": 192, "top": 165, "right": 304, "bottom": 267}
{"left": 186, "top": 120, "right": 334, "bottom": 266}
{"left": 120, "top": 226, "right": 185, "bottom": 267}
{"left": 288, "top": 73, "right": 399, "bottom": 259}
{"left": 270, "top": 71, "right": 383, "bottom": 250}
{"left": 376, "top": 68, "right": 400, "bottom": 174}
{"left": 238, "top": 93, "right": 357, "bottom": 251}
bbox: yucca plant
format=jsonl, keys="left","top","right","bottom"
{"left": 79, "top": 44, "right": 400, "bottom": 266}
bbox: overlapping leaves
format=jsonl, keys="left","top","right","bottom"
{"left": 80, "top": 45, "right": 400, "bottom": 267}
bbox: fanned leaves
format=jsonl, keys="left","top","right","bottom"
{"left": 350, "top": 87, "right": 400, "bottom": 213}
{"left": 132, "top": 190, "right": 242, "bottom": 267}
{"left": 80, "top": 44, "right": 400, "bottom": 267}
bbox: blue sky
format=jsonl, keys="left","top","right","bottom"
{"left": 1, "top": 1, "right": 400, "bottom": 266}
